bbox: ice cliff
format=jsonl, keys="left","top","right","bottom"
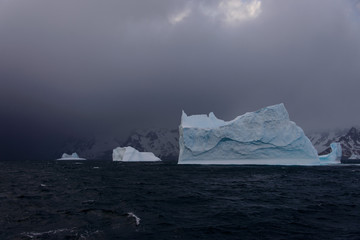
{"left": 112, "top": 146, "right": 161, "bottom": 162}
{"left": 178, "top": 103, "right": 320, "bottom": 165}
{"left": 57, "top": 152, "right": 86, "bottom": 160}
{"left": 319, "top": 142, "right": 342, "bottom": 164}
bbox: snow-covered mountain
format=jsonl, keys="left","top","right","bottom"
{"left": 58, "top": 127, "right": 360, "bottom": 160}
{"left": 308, "top": 127, "right": 360, "bottom": 158}
{"left": 57, "top": 135, "right": 121, "bottom": 160}
{"left": 122, "top": 128, "right": 179, "bottom": 160}
{"left": 58, "top": 128, "right": 179, "bottom": 160}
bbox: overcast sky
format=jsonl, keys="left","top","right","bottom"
{"left": 1, "top": 0, "right": 360, "bottom": 142}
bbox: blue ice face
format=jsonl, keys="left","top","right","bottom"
{"left": 319, "top": 143, "right": 342, "bottom": 164}
{"left": 178, "top": 104, "right": 320, "bottom": 165}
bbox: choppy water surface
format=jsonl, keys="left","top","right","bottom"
{"left": 1, "top": 160, "right": 360, "bottom": 240}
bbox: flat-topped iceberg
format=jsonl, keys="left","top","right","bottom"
{"left": 178, "top": 103, "right": 320, "bottom": 165}
{"left": 112, "top": 146, "right": 161, "bottom": 162}
{"left": 57, "top": 152, "right": 86, "bottom": 160}
{"left": 319, "top": 142, "right": 342, "bottom": 164}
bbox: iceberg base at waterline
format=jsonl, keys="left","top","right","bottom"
{"left": 319, "top": 142, "right": 342, "bottom": 165}
{"left": 57, "top": 153, "right": 86, "bottom": 160}
{"left": 178, "top": 158, "right": 320, "bottom": 166}
{"left": 112, "top": 146, "right": 161, "bottom": 162}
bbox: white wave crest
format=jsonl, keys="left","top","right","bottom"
{"left": 127, "top": 212, "right": 141, "bottom": 226}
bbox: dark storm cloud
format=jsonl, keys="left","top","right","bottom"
{"left": 1, "top": 0, "right": 360, "bottom": 145}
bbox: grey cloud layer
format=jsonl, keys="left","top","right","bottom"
{"left": 1, "top": 0, "right": 360, "bottom": 137}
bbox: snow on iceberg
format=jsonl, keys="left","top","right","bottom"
{"left": 112, "top": 146, "right": 161, "bottom": 162}
{"left": 319, "top": 142, "right": 342, "bottom": 164}
{"left": 178, "top": 103, "right": 320, "bottom": 165}
{"left": 57, "top": 152, "right": 86, "bottom": 160}
{"left": 349, "top": 154, "right": 360, "bottom": 160}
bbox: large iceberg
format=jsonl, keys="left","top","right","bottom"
{"left": 178, "top": 103, "right": 320, "bottom": 165}
{"left": 57, "top": 152, "right": 86, "bottom": 160}
{"left": 319, "top": 142, "right": 342, "bottom": 164}
{"left": 112, "top": 146, "right": 161, "bottom": 162}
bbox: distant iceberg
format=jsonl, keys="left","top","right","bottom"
{"left": 319, "top": 142, "right": 342, "bottom": 164}
{"left": 112, "top": 146, "right": 161, "bottom": 162}
{"left": 57, "top": 152, "right": 86, "bottom": 160}
{"left": 178, "top": 103, "right": 320, "bottom": 165}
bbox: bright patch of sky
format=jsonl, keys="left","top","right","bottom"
{"left": 169, "top": 0, "right": 262, "bottom": 25}
{"left": 169, "top": 6, "right": 192, "bottom": 24}
{"left": 218, "top": 0, "right": 262, "bottom": 23}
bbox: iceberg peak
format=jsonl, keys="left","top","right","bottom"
{"left": 208, "top": 112, "right": 218, "bottom": 120}
{"left": 251, "top": 103, "right": 289, "bottom": 121}
{"left": 181, "top": 110, "right": 188, "bottom": 125}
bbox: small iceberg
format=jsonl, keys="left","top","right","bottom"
{"left": 57, "top": 152, "right": 86, "bottom": 160}
{"left": 319, "top": 142, "right": 342, "bottom": 165}
{"left": 112, "top": 146, "right": 161, "bottom": 162}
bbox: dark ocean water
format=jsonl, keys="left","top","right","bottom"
{"left": 1, "top": 160, "right": 360, "bottom": 240}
